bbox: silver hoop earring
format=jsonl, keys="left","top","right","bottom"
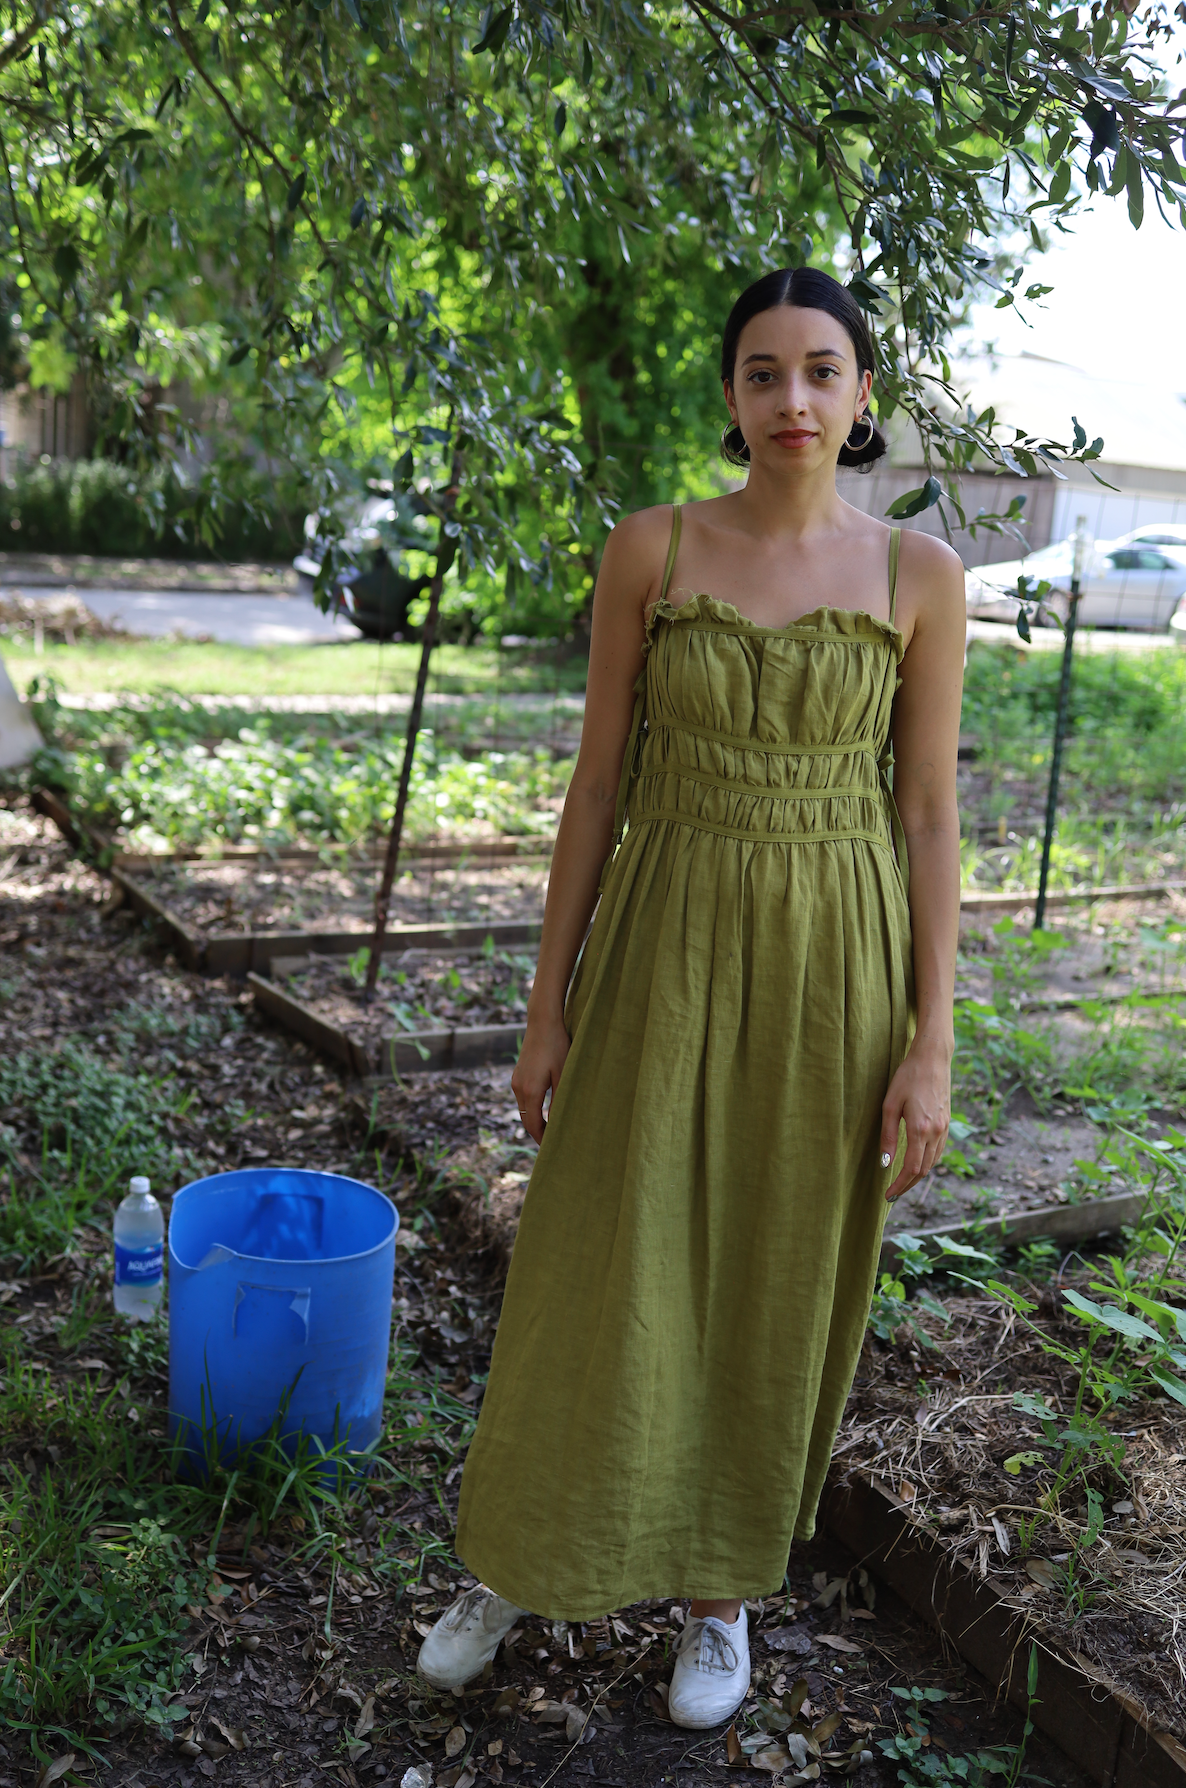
{"left": 847, "top": 414, "right": 875, "bottom": 450}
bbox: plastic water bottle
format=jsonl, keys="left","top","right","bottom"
{"left": 113, "top": 1176, "right": 165, "bottom": 1320}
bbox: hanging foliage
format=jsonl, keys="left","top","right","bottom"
{"left": 1, "top": 0, "right": 1182, "bottom": 597}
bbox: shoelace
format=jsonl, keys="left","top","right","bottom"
{"left": 681, "top": 1616, "right": 741, "bottom": 1675}
{"left": 443, "top": 1585, "right": 495, "bottom": 1632}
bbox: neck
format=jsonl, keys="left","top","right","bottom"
{"left": 730, "top": 454, "right": 849, "bottom": 538}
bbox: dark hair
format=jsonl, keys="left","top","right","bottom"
{"left": 719, "top": 267, "right": 886, "bottom": 473}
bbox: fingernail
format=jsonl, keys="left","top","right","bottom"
{"left": 880, "top": 1152, "right": 892, "bottom": 1168}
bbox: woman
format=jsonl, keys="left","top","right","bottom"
{"left": 417, "top": 266, "right": 965, "bottom": 1728}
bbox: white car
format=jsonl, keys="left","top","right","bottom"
{"left": 966, "top": 533, "right": 1186, "bottom": 632}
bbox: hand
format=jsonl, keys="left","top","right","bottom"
{"left": 510, "top": 1012, "right": 571, "bottom": 1145}
{"left": 880, "top": 1039, "right": 952, "bottom": 1203}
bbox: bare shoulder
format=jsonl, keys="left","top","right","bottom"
{"left": 898, "top": 527, "right": 965, "bottom": 592}
{"left": 600, "top": 503, "right": 679, "bottom": 605}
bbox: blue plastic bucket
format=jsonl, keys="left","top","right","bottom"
{"left": 167, "top": 1168, "right": 397, "bottom": 1473}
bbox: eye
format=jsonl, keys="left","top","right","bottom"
{"left": 746, "top": 368, "right": 775, "bottom": 384}
{"left": 813, "top": 365, "right": 840, "bottom": 380}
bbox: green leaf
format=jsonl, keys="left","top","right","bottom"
{"left": 1149, "top": 1369, "right": 1186, "bottom": 1408}
{"left": 1048, "top": 160, "right": 1071, "bottom": 204}
{"left": 1083, "top": 99, "right": 1121, "bottom": 160}
{"left": 286, "top": 170, "right": 307, "bottom": 211}
{"left": 885, "top": 477, "right": 941, "bottom": 520}
{"left": 1003, "top": 1451, "right": 1046, "bottom": 1475}
{"left": 52, "top": 242, "right": 81, "bottom": 283}
{"left": 553, "top": 101, "right": 567, "bottom": 139}
{"left": 226, "top": 342, "right": 252, "bottom": 367}
{"left": 1016, "top": 604, "right": 1032, "bottom": 643}
{"left": 1072, "top": 415, "right": 1087, "bottom": 451}
{"left": 1063, "top": 1288, "right": 1161, "bottom": 1343}
{"left": 349, "top": 196, "right": 368, "bottom": 229}
{"left": 473, "top": 4, "right": 514, "bottom": 54}
{"left": 1124, "top": 145, "right": 1144, "bottom": 229}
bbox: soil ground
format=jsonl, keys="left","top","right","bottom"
{"left": 0, "top": 798, "right": 1101, "bottom": 1787}
{"left": 134, "top": 856, "right": 552, "bottom": 939}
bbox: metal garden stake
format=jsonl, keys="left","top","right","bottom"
{"left": 1034, "top": 515, "right": 1089, "bottom": 930}
{"left": 364, "top": 455, "right": 461, "bottom": 1002}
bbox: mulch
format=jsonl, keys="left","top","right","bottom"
{"left": 0, "top": 796, "right": 1099, "bottom": 1787}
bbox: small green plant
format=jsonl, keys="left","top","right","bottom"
{"left": 877, "top": 1685, "right": 1025, "bottom": 1784}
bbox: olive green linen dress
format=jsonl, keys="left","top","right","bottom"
{"left": 456, "top": 508, "right": 914, "bottom": 1620}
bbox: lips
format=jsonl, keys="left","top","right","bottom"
{"left": 771, "top": 430, "right": 815, "bottom": 447}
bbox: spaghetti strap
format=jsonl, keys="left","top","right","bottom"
{"left": 888, "top": 527, "right": 901, "bottom": 626}
{"left": 661, "top": 504, "right": 683, "bottom": 603}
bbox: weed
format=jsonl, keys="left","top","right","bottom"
{"left": 877, "top": 1684, "right": 1028, "bottom": 1784}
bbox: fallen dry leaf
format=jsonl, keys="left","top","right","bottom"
{"left": 765, "top": 1625, "right": 813, "bottom": 1654}
{"left": 726, "top": 1724, "right": 743, "bottom": 1765}
{"left": 991, "top": 1516, "right": 1011, "bottom": 1556}
{"left": 487, "top": 1740, "right": 503, "bottom": 1757}
{"left": 355, "top": 1693, "right": 376, "bottom": 1738}
{"left": 445, "top": 1724, "right": 467, "bottom": 1757}
{"left": 566, "top": 1704, "right": 590, "bottom": 1741}
{"left": 35, "top": 1758, "right": 76, "bottom": 1788}
{"left": 530, "top": 1700, "right": 569, "bottom": 1725}
{"left": 1026, "top": 1558, "right": 1058, "bottom": 1589}
{"left": 211, "top": 1717, "right": 247, "bottom": 1752}
{"left": 812, "top": 1711, "right": 843, "bottom": 1744}
{"left": 815, "top": 1634, "right": 861, "bottom": 1654}
{"left": 750, "top": 1743, "right": 792, "bottom": 1773}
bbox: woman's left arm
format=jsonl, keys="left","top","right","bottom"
{"left": 880, "top": 531, "right": 967, "bottom": 1201}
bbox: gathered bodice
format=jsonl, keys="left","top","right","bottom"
{"left": 623, "top": 591, "right": 904, "bottom": 858}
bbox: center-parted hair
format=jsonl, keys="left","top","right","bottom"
{"left": 720, "top": 267, "right": 886, "bottom": 472}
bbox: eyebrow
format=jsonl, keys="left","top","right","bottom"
{"left": 740, "top": 346, "right": 848, "bottom": 366}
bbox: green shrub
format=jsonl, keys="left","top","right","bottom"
{"left": 0, "top": 454, "right": 305, "bottom": 560}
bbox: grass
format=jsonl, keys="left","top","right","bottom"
{"left": 961, "top": 641, "right": 1186, "bottom": 891}
{"left": 0, "top": 1022, "right": 479, "bottom": 1758}
{"left": 2, "top": 634, "right": 589, "bottom": 699}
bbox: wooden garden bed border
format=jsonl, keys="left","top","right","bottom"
{"left": 880, "top": 1188, "right": 1149, "bottom": 1267}
{"left": 32, "top": 787, "right": 548, "bottom": 975}
{"left": 246, "top": 925, "right": 536, "bottom": 1075}
{"left": 819, "top": 1469, "right": 1186, "bottom": 1788}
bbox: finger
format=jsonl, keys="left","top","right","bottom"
{"left": 511, "top": 1075, "right": 546, "bottom": 1145}
{"left": 884, "top": 1120, "right": 927, "bottom": 1201}
{"left": 879, "top": 1100, "right": 904, "bottom": 1167}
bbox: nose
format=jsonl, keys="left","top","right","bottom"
{"left": 775, "top": 374, "right": 809, "bottom": 416}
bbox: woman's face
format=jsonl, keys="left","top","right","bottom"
{"left": 724, "top": 304, "right": 872, "bottom": 472}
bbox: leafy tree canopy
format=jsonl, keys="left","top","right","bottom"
{"left": 1, "top": 0, "right": 1183, "bottom": 626}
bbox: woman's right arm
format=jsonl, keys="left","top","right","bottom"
{"left": 511, "top": 508, "right": 669, "bottom": 1142}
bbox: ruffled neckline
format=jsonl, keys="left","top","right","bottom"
{"left": 646, "top": 591, "right": 903, "bottom": 654}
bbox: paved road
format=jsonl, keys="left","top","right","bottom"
{"left": 48, "top": 585, "right": 362, "bottom": 646}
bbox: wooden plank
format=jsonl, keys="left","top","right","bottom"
{"left": 110, "top": 868, "right": 206, "bottom": 973}
{"left": 228, "top": 919, "right": 542, "bottom": 977}
{"left": 113, "top": 835, "right": 554, "bottom": 871}
{"left": 962, "top": 881, "right": 1185, "bottom": 911}
{"left": 881, "top": 1189, "right": 1149, "bottom": 1265}
{"left": 247, "top": 973, "right": 371, "bottom": 1076}
{"left": 247, "top": 973, "right": 523, "bottom": 1078}
{"left": 820, "top": 1470, "right": 1186, "bottom": 1788}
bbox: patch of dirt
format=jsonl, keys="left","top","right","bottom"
{"left": 838, "top": 1290, "right": 1186, "bottom": 1746}
{"left": 135, "top": 854, "right": 551, "bottom": 937}
{"left": 0, "top": 798, "right": 1132, "bottom": 1786}
{"left": 278, "top": 945, "right": 537, "bottom": 1059}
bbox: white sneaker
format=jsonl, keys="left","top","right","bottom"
{"left": 416, "top": 1585, "right": 525, "bottom": 1690}
{"left": 666, "top": 1606, "right": 750, "bottom": 1729}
